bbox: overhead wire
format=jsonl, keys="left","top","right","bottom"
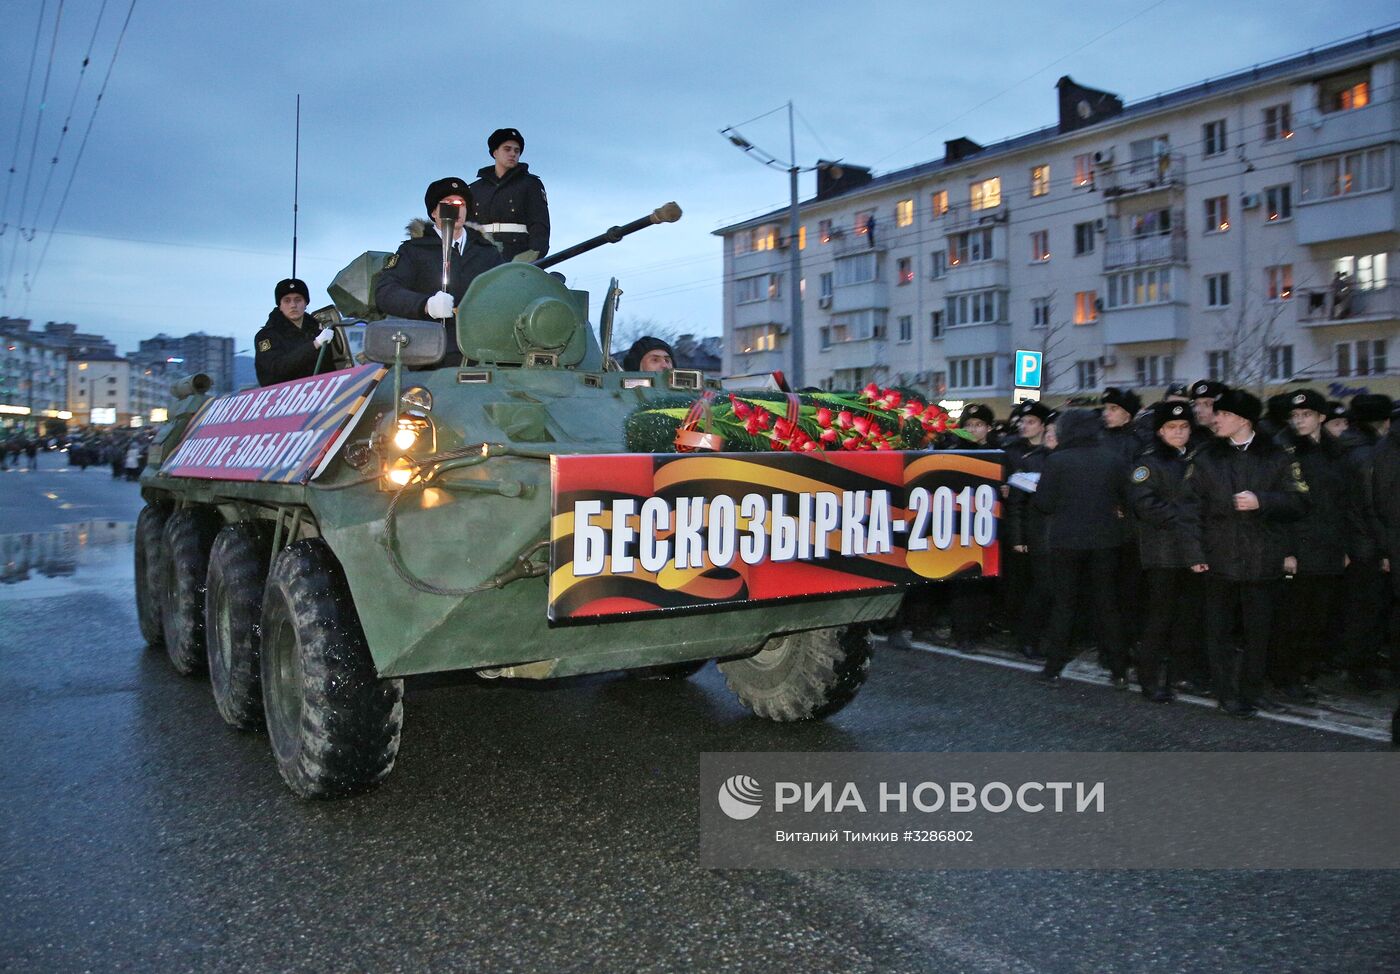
{"left": 1, "top": 0, "right": 50, "bottom": 241}
{"left": 3, "top": 0, "right": 65, "bottom": 305}
{"left": 24, "top": 0, "right": 139, "bottom": 310}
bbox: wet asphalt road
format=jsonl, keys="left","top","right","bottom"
{"left": 2, "top": 456, "right": 1397, "bottom": 973}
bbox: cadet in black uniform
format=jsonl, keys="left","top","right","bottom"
{"left": 376, "top": 177, "right": 506, "bottom": 366}
{"left": 1273, "top": 389, "right": 1351, "bottom": 702}
{"left": 1131, "top": 401, "right": 1198, "bottom": 701}
{"left": 255, "top": 278, "right": 334, "bottom": 386}
{"left": 1189, "top": 379, "right": 1227, "bottom": 451}
{"left": 1179, "top": 389, "right": 1309, "bottom": 717}
{"left": 469, "top": 128, "right": 550, "bottom": 261}
{"left": 1003, "top": 401, "right": 1055, "bottom": 659}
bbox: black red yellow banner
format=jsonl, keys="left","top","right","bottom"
{"left": 549, "top": 451, "right": 1003, "bottom": 622}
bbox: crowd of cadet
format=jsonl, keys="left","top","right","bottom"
{"left": 256, "top": 127, "right": 548, "bottom": 387}
{"left": 899, "top": 381, "right": 1400, "bottom": 721}
{"left": 1, "top": 428, "right": 155, "bottom": 479}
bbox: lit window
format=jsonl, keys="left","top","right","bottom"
{"left": 930, "top": 190, "right": 949, "bottom": 217}
{"left": 1265, "top": 265, "right": 1292, "bottom": 302}
{"left": 1030, "top": 165, "right": 1050, "bottom": 197}
{"left": 1073, "top": 154, "right": 1094, "bottom": 189}
{"left": 1030, "top": 230, "right": 1049, "bottom": 262}
{"left": 854, "top": 210, "right": 875, "bottom": 236}
{"left": 897, "top": 257, "right": 913, "bottom": 285}
{"left": 798, "top": 225, "right": 806, "bottom": 250}
{"left": 1299, "top": 147, "right": 1390, "bottom": 202}
{"left": 1204, "top": 196, "right": 1229, "bottom": 233}
{"left": 895, "top": 199, "right": 913, "bottom": 227}
{"left": 1320, "top": 69, "right": 1371, "bottom": 114}
{"left": 1265, "top": 185, "right": 1292, "bottom": 222}
{"left": 1074, "top": 291, "right": 1098, "bottom": 325}
{"left": 970, "top": 177, "right": 1001, "bottom": 211}
{"left": 819, "top": 219, "right": 833, "bottom": 243}
{"left": 78, "top": 362, "right": 88, "bottom": 371}
{"left": 1262, "top": 104, "right": 1293, "bottom": 142}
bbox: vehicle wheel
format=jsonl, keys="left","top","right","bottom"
{"left": 205, "top": 522, "right": 273, "bottom": 730}
{"left": 634, "top": 659, "right": 708, "bottom": 680}
{"left": 160, "top": 507, "right": 223, "bottom": 675}
{"left": 134, "top": 503, "right": 170, "bottom": 647}
{"left": 717, "top": 626, "right": 872, "bottom": 722}
{"left": 259, "top": 539, "right": 403, "bottom": 799}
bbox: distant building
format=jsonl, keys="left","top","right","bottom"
{"left": 715, "top": 28, "right": 1400, "bottom": 407}
{"left": 68, "top": 355, "right": 130, "bottom": 427}
{"left": 0, "top": 318, "right": 70, "bottom": 432}
{"left": 673, "top": 334, "right": 724, "bottom": 372}
{"left": 132, "top": 332, "right": 235, "bottom": 393}
{"left": 129, "top": 359, "right": 174, "bottom": 426}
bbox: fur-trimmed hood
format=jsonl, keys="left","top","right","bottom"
{"left": 404, "top": 217, "right": 495, "bottom": 246}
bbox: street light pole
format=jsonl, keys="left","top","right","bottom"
{"left": 722, "top": 103, "right": 811, "bottom": 389}
{"left": 785, "top": 101, "right": 805, "bottom": 389}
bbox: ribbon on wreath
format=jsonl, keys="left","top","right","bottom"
{"left": 673, "top": 390, "right": 724, "bottom": 453}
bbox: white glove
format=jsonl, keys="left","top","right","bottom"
{"left": 426, "top": 291, "right": 454, "bottom": 319}
{"left": 312, "top": 327, "right": 334, "bottom": 348}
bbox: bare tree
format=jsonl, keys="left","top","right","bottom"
{"left": 1213, "top": 267, "right": 1293, "bottom": 394}
{"left": 608, "top": 316, "right": 684, "bottom": 361}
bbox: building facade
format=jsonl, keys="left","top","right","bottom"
{"left": 68, "top": 356, "right": 131, "bottom": 427}
{"left": 133, "top": 332, "right": 236, "bottom": 394}
{"left": 0, "top": 319, "right": 71, "bottom": 432}
{"left": 716, "top": 28, "right": 1400, "bottom": 410}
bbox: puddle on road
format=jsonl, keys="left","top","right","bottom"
{"left": 0, "top": 520, "right": 134, "bottom": 600}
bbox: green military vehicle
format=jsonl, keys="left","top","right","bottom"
{"left": 134, "top": 206, "right": 910, "bottom": 799}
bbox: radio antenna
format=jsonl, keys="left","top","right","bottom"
{"left": 292, "top": 94, "right": 301, "bottom": 278}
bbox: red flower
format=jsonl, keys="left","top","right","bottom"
{"left": 862, "top": 382, "right": 881, "bottom": 399}
{"left": 774, "top": 417, "right": 794, "bottom": 438}
{"left": 815, "top": 407, "right": 833, "bottom": 428}
{"left": 744, "top": 416, "right": 763, "bottom": 435}
{"left": 841, "top": 436, "right": 861, "bottom": 451}
{"left": 881, "top": 391, "right": 903, "bottom": 409}
{"left": 731, "top": 397, "right": 752, "bottom": 420}
{"left": 769, "top": 434, "right": 786, "bottom": 452}
{"left": 820, "top": 428, "right": 839, "bottom": 444}
{"left": 837, "top": 410, "right": 854, "bottom": 430}
{"left": 799, "top": 440, "right": 819, "bottom": 452}
{"left": 903, "top": 400, "right": 923, "bottom": 417}
{"left": 753, "top": 408, "right": 772, "bottom": 431}
{"left": 853, "top": 415, "right": 871, "bottom": 435}
{"left": 875, "top": 439, "right": 892, "bottom": 450}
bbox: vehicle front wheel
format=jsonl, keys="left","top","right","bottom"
{"left": 717, "top": 626, "right": 871, "bottom": 722}
{"left": 259, "top": 539, "right": 403, "bottom": 799}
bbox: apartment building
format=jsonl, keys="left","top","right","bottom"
{"left": 715, "top": 28, "right": 1400, "bottom": 410}
{"left": 0, "top": 327, "right": 69, "bottom": 432}
{"left": 68, "top": 356, "right": 131, "bottom": 427}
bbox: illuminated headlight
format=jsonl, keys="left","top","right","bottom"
{"left": 388, "top": 411, "right": 432, "bottom": 454}
{"left": 384, "top": 456, "right": 416, "bottom": 487}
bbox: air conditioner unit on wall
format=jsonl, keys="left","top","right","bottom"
{"left": 1241, "top": 193, "right": 1262, "bottom": 210}
{"left": 818, "top": 295, "right": 833, "bottom": 309}
{"left": 1098, "top": 353, "right": 1116, "bottom": 368}
{"left": 1093, "top": 218, "right": 1107, "bottom": 233}
{"left": 1093, "top": 147, "right": 1115, "bottom": 166}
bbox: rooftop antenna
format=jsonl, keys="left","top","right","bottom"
{"left": 292, "top": 94, "right": 300, "bottom": 278}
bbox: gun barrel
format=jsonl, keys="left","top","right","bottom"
{"left": 534, "top": 203, "right": 681, "bottom": 270}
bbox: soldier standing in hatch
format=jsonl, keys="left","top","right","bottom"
{"left": 376, "top": 177, "right": 506, "bottom": 367}
{"left": 255, "top": 278, "right": 335, "bottom": 387}
{"left": 469, "top": 128, "right": 550, "bottom": 261}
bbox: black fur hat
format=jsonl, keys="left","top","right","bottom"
{"left": 488, "top": 128, "right": 524, "bottom": 154}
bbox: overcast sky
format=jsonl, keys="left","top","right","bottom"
{"left": 0, "top": 0, "right": 1395, "bottom": 356}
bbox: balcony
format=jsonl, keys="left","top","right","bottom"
{"left": 1100, "top": 154, "right": 1185, "bottom": 200}
{"left": 942, "top": 321, "right": 1011, "bottom": 358}
{"left": 942, "top": 201, "right": 1009, "bottom": 234}
{"left": 1291, "top": 100, "right": 1399, "bottom": 160}
{"left": 1294, "top": 187, "right": 1398, "bottom": 244}
{"left": 734, "top": 297, "right": 784, "bottom": 329}
{"left": 1103, "top": 232, "right": 1187, "bottom": 271}
{"left": 1297, "top": 284, "right": 1400, "bottom": 326}
{"left": 944, "top": 259, "right": 1009, "bottom": 293}
{"left": 830, "top": 229, "right": 885, "bottom": 256}
{"left": 1101, "top": 303, "right": 1190, "bottom": 345}
{"left": 830, "top": 280, "right": 889, "bottom": 314}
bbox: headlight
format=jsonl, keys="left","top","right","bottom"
{"left": 384, "top": 456, "right": 416, "bottom": 488}
{"left": 386, "top": 410, "right": 432, "bottom": 454}
{"left": 400, "top": 386, "right": 432, "bottom": 412}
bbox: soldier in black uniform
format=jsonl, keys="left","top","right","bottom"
{"left": 1034, "top": 408, "right": 1132, "bottom": 686}
{"left": 255, "top": 278, "right": 334, "bottom": 386}
{"left": 1337, "top": 393, "right": 1395, "bottom": 689}
{"left": 1179, "top": 389, "right": 1309, "bottom": 717}
{"left": 1131, "top": 401, "right": 1200, "bottom": 701}
{"left": 376, "top": 177, "right": 506, "bottom": 366}
{"left": 469, "top": 128, "right": 550, "bottom": 261}
{"left": 1003, "top": 401, "right": 1054, "bottom": 659}
{"left": 1272, "top": 388, "right": 1351, "bottom": 702}
{"left": 1323, "top": 400, "right": 1350, "bottom": 440}
{"left": 1188, "top": 379, "right": 1227, "bottom": 450}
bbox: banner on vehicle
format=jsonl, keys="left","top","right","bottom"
{"left": 548, "top": 451, "right": 1003, "bottom": 622}
{"left": 161, "top": 364, "right": 385, "bottom": 483}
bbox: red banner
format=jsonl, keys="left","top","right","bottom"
{"left": 161, "top": 365, "right": 385, "bottom": 483}
{"left": 548, "top": 451, "right": 1003, "bottom": 622}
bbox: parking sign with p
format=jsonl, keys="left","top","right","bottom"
{"left": 1015, "top": 350, "right": 1043, "bottom": 389}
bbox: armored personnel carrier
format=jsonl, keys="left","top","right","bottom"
{"left": 135, "top": 205, "right": 1000, "bottom": 799}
